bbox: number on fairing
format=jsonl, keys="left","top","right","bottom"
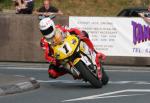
{"left": 63, "top": 45, "right": 69, "bottom": 54}
{"left": 59, "top": 43, "right": 72, "bottom": 54}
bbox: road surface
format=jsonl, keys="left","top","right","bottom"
{"left": 0, "top": 63, "right": 150, "bottom": 103}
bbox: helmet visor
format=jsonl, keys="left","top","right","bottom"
{"left": 40, "top": 26, "right": 54, "bottom": 37}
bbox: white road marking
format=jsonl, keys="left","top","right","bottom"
{"left": 106, "top": 69, "right": 150, "bottom": 73}
{"left": 38, "top": 80, "right": 82, "bottom": 84}
{"left": 38, "top": 80, "right": 150, "bottom": 85}
{"left": 109, "top": 81, "right": 150, "bottom": 85}
{"left": 62, "top": 89, "right": 150, "bottom": 102}
{"left": 14, "top": 75, "right": 25, "bottom": 77}
{"left": 92, "top": 94, "right": 144, "bottom": 99}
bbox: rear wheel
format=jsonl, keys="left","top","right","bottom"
{"left": 75, "top": 60, "right": 102, "bottom": 88}
{"left": 101, "top": 67, "right": 109, "bottom": 85}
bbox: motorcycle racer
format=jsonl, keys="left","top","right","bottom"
{"left": 39, "top": 18, "right": 105, "bottom": 79}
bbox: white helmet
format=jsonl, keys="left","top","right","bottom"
{"left": 39, "top": 18, "right": 55, "bottom": 39}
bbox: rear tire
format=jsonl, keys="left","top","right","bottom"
{"left": 75, "top": 61, "right": 102, "bottom": 88}
{"left": 101, "top": 67, "right": 109, "bottom": 85}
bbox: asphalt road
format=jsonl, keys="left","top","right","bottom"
{"left": 0, "top": 63, "right": 150, "bottom": 103}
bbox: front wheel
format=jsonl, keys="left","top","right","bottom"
{"left": 75, "top": 60, "right": 102, "bottom": 88}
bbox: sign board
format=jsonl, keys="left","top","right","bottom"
{"left": 69, "top": 17, "right": 150, "bottom": 57}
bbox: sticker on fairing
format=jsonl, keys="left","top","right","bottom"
{"left": 81, "top": 55, "right": 91, "bottom": 66}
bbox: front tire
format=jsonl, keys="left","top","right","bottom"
{"left": 75, "top": 61, "right": 102, "bottom": 88}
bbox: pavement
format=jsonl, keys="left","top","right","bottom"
{"left": 0, "top": 73, "right": 40, "bottom": 96}
{"left": 0, "top": 62, "right": 150, "bottom": 103}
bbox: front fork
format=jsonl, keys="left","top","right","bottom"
{"left": 68, "top": 58, "right": 81, "bottom": 78}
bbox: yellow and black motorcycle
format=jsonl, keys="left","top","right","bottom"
{"left": 50, "top": 32, "right": 109, "bottom": 88}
